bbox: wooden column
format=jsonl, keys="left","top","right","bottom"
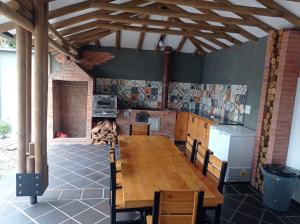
{"left": 16, "top": 26, "right": 27, "bottom": 173}
{"left": 25, "top": 30, "right": 32, "bottom": 155}
{"left": 162, "top": 46, "right": 172, "bottom": 110}
{"left": 33, "top": 0, "right": 48, "bottom": 174}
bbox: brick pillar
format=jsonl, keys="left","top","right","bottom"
{"left": 252, "top": 30, "right": 300, "bottom": 190}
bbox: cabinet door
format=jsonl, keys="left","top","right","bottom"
{"left": 203, "top": 122, "right": 214, "bottom": 149}
{"left": 188, "top": 114, "right": 199, "bottom": 140}
{"left": 197, "top": 118, "right": 206, "bottom": 146}
{"left": 175, "top": 112, "right": 189, "bottom": 141}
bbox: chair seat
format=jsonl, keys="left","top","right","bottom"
{"left": 116, "top": 188, "right": 124, "bottom": 209}
{"left": 116, "top": 160, "right": 122, "bottom": 172}
{"left": 116, "top": 172, "right": 123, "bottom": 188}
{"left": 146, "top": 215, "right": 152, "bottom": 224}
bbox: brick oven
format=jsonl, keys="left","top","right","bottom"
{"left": 48, "top": 60, "right": 93, "bottom": 144}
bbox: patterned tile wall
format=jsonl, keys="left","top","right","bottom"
{"left": 169, "top": 82, "right": 247, "bottom": 123}
{"left": 95, "top": 78, "right": 162, "bottom": 109}
{"left": 95, "top": 78, "right": 247, "bottom": 123}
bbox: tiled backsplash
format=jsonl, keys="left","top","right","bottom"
{"left": 95, "top": 78, "right": 247, "bottom": 123}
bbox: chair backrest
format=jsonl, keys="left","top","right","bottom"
{"left": 109, "top": 151, "right": 117, "bottom": 223}
{"left": 151, "top": 190, "right": 205, "bottom": 224}
{"left": 129, "top": 123, "right": 150, "bottom": 135}
{"left": 194, "top": 142, "right": 212, "bottom": 176}
{"left": 184, "top": 134, "right": 197, "bottom": 163}
{"left": 206, "top": 153, "right": 228, "bottom": 193}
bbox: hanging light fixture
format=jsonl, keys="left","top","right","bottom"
{"left": 154, "top": 12, "right": 168, "bottom": 51}
{"left": 158, "top": 35, "right": 165, "bottom": 48}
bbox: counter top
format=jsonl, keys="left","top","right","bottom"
{"left": 179, "top": 109, "right": 243, "bottom": 126}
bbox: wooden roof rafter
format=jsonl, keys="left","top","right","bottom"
{"left": 0, "top": 1, "right": 76, "bottom": 60}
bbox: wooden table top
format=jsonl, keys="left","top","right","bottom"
{"left": 118, "top": 135, "right": 224, "bottom": 208}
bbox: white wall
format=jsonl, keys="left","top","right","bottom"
{"left": 286, "top": 77, "right": 300, "bottom": 202}
{"left": 0, "top": 49, "right": 18, "bottom": 134}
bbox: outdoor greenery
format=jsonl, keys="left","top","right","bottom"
{"left": 0, "top": 36, "right": 16, "bottom": 49}
{"left": 0, "top": 120, "right": 11, "bottom": 139}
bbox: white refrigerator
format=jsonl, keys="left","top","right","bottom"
{"left": 208, "top": 125, "right": 256, "bottom": 182}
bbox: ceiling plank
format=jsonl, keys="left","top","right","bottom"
{"left": 91, "top": 2, "right": 260, "bottom": 26}
{"left": 256, "top": 0, "right": 300, "bottom": 27}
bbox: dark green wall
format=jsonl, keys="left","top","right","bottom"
{"left": 78, "top": 46, "right": 203, "bottom": 82}
{"left": 202, "top": 37, "right": 267, "bottom": 129}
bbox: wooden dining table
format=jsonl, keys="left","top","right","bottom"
{"left": 118, "top": 135, "right": 224, "bottom": 209}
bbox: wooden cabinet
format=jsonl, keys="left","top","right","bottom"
{"left": 176, "top": 112, "right": 214, "bottom": 146}
{"left": 175, "top": 112, "right": 189, "bottom": 141}
{"left": 187, "top": 113, "right": 199, "bottom": 139}
{"left": 197, "top": 117, "right": 214, "bottom": 150}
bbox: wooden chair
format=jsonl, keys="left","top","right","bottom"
{"left": 184, "top": 134, "right": 197, "bottom": 163}
{"left": 204, "top": 152, "right": 228, "bottom": 224}
{"left": 146, "top": 190, "right": 205, "bottom": 224}
{"left": 110, "top": 143, "right": 122, "bottom": 172}
{"left": 129, "top": 123, "right": 150, "bottom": 136}
{"left": 110, "top": 151, "right": 145, "bottom": 224}
{"left": 194, "top": 142, "right": 212, "bottom": 176}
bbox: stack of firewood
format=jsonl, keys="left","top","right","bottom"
{"left": 91, "top": 120, "right": 117, "bottom": 145}
{"left": 254, "top": 30, "right": 282, "bottom": 192}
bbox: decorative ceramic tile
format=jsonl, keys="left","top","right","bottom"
{"left": 95, "top": 78, "right": 247, "bottom": 122}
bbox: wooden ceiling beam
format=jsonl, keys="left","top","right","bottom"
{"left": 176, "top": 36, "right": 187, "bottom": 53}
{"left": 59, "top": 20, "right": 103, "bottom": 37}
{"left": 95, "top": 13, "right": 240, "bottom": 34}
{"left": 150, "top": 0, "right": 280, "bottom": 17}
{"left": 48, "top": 38, "right": 76, "bottom": 60}
{"left": 191, "top": 6, "right": 258, "bottom": 42}
{"left": 137, "top": 15, "right": 149, "bottom": 51}
{"left": 95, "top": 39, "right": 101, "bottom": 47}
{"left": 15, "top": 0, "right": 33, "bottom": 12}
{"left": 6, "top": 1, "right": 33, "bottom": 21}
{"left": 0, "top": 1, "right": 33, "bottom": 32}
{"left": 49, "top": 0, "right": 93, "bottom": 19}
{"left": 91, "top": 2, "right": 260, "bottom": 26}
{"left": 219, "top": 0, "right": 274, "bottom": 32}
{"left": 137, "top": 31, "right": 145, "bottom": 51}
{"left": 189, "top": 36, "right": 216, "bottom": 52}
{"left": 48, "top": 24, "right": 78, "bottom": 55}
{"left": 72, "top": 30, "right": 113, "bottom": 46}
{"left": 67, "top": 27, "right": 108, "bottom": 42}
{"left": 52, "top": 0, "right": 150, "bottom": 29}
{"left": 256, "top": 0, "right": 300, "bottom": 27}
{"left": 92, "top": 22, "right": 227, "bottom": 38}
{"left": 0, "top": 21, "right": 16, "bottom": 33}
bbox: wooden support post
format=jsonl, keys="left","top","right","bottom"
{"left": 25, "top": 30, "right": 32, "bottom": 155}
{"left": 27, "top": 143, "right": 36, "bottom": 204}
{"left": 42, "top": 2, "right": 49, "bottom": 189}
{"left": 162, "top": 46, "right": 172, "bottom": 110}
{"left": 33, "top": 0, "right": 48, "bottom": 174}
{"left": 16, "top": 26, "right": 27, "bottom": 173}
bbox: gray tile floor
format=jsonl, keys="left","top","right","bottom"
{"left": 1, "top": 144, "right": 300, "bottom": 224}
{"left": 0, "top": 144, "right": 111, "bottom": 224}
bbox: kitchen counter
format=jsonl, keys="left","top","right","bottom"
{"left": 179, "top": 109, "right": 243, "bottom": 126}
